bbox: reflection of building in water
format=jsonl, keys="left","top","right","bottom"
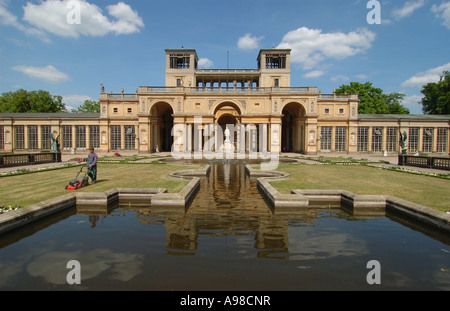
{"left": 132, "top": 163, "right": 323, "bottom": 258}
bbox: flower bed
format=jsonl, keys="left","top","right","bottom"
{"left": 0, "top": 205, "right": 22, "bottom": 214}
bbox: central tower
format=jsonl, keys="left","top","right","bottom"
{"left": 164, "top": 48, "right": 291, "bottom": 88}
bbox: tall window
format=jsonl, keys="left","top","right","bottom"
{"left": 357, "top": 127, "right": 369, "bottom": 152}
{"left": 372, "top": 127, "right": 383, "bottom": 152}
{"left": 41, "top": 126, "right": 52, "bottom": 150}
{"left": 0, "top": 126, "right": 4, "bottom": 150}
{"left": 15, "top": 125, "right": 25, "bottom": 150}
{"left": 437, "top": 128, "right": 448, "bottom": 153}
{"left": 110, "top": 126, "right": 121, "bottom": 150}
{"left": 89, "top": 126, "right": 100, "bottom": 149}
{"left": 124, "top": 126, "right": 135, "bottom": 150}
{"left": 28, "top": 125, "right": 38, "bottom": 150}
{"left": 409, "top": 128, "right": 419, "bottom": 153}
{"left": 335, "top": 127, "right": 347, "bottom": 152}
{"left": 320, "top": 127, "right": 332, "bottom": 151}
{"left": 76, "top": 126, "right": 86, "bottom": 150}
{"left": 386, "top": 127, "right": 398, "bottom": 153}
{"left": 62, "top": 126, "right": 73, "bottom": 150}
{"left": 422, "top": 128, "right": 433, "bottom": 153}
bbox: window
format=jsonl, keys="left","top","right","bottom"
{"left": 408, "top": 128, "right": 419, "bottom": 153}
{"left": 437, "top": 128, "right": 448, "bottom": 153}
{"left": 76, "top": 126, "right": 86, "bottom": 150}
{"left": 14, "top": 125, "right": 25, "bottom": 150}
{"left": 265, "top": 54, "right": 286, "bottom": 69}
{"left": 357, "top": 127, "right": 369, "bottom": 152}
{"left": 274, "top": 79, "right": 279, "bottom": 87}
{"left": 41, "top": 126, "right": 52, "bottom": 150}
{"left": 372, "top": 127, "right": 383, "bottom": 152}
{"left": 89, "top": 126, "right": 100, "bottom": 149}
{"left": 127, "top": 108, "right": 132, "bottom": 114}
{"left": 110, "top": 126, "right": 121, "bottom": 150}
{"left": 422, "top": 128, "right": 433, "bottom": 153}
{"left": 28, "top": 125, "right": 38, "bottom": 150}
{"left": 324, "top": 109, "right": 330, "bottom": 114}
{"left": 0, "top": 126, "right": 4, "bottom": 150}
{"left": 386, "top": 127, "right": 398, "bottom": 153}
{"left": 339, "top": 109, "right": 344, "bottom": 114}
{"left": 124, "top": 126, "right": 135, "bottom": 150}
{"left": 170, "top": 54, "right": 190, "bottom": 69}
{"left": 177, "top": 79, "right": 182, "bottom": 87}
{"left": 335, "top": 127, "right": 347, "bottom": 152}
{"left": 113, "top": 107, "right": 118, "bottom": 113}
{"left": 62, "top": 126, "right": 72, "bottom": 150}
{"left": 320, "top": 127, "right": 332, "bottom": 151}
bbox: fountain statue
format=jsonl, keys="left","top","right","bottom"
{"left": 222, "top": 127, "right": 235, "bottom": 155}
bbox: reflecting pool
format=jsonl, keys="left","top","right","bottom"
{"left": 0, "top": 161, "right": 449, "bottom": 290}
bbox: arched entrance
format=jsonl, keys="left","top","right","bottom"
{"left": 150, "top": 102, "right": 174, "bottom": 152}
{"left": 214, "top": 102, "right": 241, "bottom": 151}
{"left": 281, "top": 102, "right": 306, "bottom": 153}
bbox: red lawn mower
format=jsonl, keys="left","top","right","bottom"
{"left": 65, "top": 165, "right": 90, "bottom": 190}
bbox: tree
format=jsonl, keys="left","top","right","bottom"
{"left": 0, "top": 89, "right": 66, "bottom": 113}
{"left": 72, "top": 99, "right": 100, "bottom": 113}
{"left": 420, "top": 71, "right": 450, "bottom": 115}
{"left": 383, "top": 93, "right": 410, "bottom": 114}
{"left": 335, "top": 82, "right": 409, "bottom": 114}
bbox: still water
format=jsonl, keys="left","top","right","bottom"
{"left": 0, "top": 161, "right": 449, "bottom": 290}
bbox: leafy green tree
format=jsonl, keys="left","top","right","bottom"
{"left": 420, "top": 71, "right": 450, "bottom": 115}
{"left": 0, "top": 89, "right": 66, "bottom": 113}
{"left": 72, "top": 99, "right": 100, "bottom": 113}
{"left": 335, "top": 82, "right": 409, "bottom": 114}
{"left": 383, "top": 93, "right": 410, "bottom": 114}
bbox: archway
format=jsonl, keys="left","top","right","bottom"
{"left": 150, "top": 102, "right": 174, "bottom": 152}
{"left": 281, "top": 102, "right": 306, "bottom": 153}
{"left": 214, "top": 103, "right": 241, "bottom": 151}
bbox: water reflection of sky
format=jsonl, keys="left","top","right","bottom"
{"left": 0, "top": 208, "right": 449, "bottom": 290}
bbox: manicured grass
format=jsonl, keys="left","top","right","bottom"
{"left": 270, "top": 164, "right": 450, "bottom": 212}
{"left": 0, "top": 162, "right": 200, "bottom": 207}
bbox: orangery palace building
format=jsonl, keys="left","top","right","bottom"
{"left": 0, "top": 49, "right": 449, "bottom": 156}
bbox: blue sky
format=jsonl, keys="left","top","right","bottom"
{"left": 0, "top": 0, "right": 449, "bottom": 114}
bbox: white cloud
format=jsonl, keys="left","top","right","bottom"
{"left": 22, "top": 0, "right": 144, "bottom": 39}
{"left": 401, "top": 62, "right": 450, "bottom": 87}
{"left": 401, "top": 94, "right": 423, "bottom": 108}
{"left": 12, "top": 65, "right": 70, "bottom": 83}
{"left": 331, "top": 75, "right": 350, "bottom": 82}
{"left": 277, "top": 27, "right": 376, "bottom": 70}
{"left": 392, "top": 0, "right": 425, "bottom": 20}
{"left": 303, "top": 70, "right": 325, "bottom": 78}
{"left": 237, "top": 33, "right": 264, "bottom": 50}
{"left": 198, "top": 57, "right": 214, "bottom": 68}
{"left": 0, "top": 3, "right": 50, "bottom": 42}
{"left": 355, "top": 74, "right": 369, "bottom": 80}
{"left": 432, "top": 2, "right": 450, "bottom": 29}
{"left": 63, "top": 94, "right": 94, "bottom": 111}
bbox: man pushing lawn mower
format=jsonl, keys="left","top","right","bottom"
{"left": 87, "top": 146, "right": 98, "bottom": 184}
{"left": 65, "top": 147, "right": 98, "bottom": 190}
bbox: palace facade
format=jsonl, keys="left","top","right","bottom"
{"left": 1, "top": 49, "right": 449, "bottom": 155}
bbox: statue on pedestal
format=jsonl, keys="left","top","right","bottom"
{"left": 224, "top": 127, "right": 231, "bottom": 143}
{"left": 51, "top": 133, "right": 60, "bottom": 152}
{"left": 399, "top": 130, "right": 408, "bottom": 155}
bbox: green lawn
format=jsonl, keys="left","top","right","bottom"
{"left": 270, "top": 164, "right": 450, "bottom": 212}
{"left": 0, "top": 162, "right": 200, "bottom": 207}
